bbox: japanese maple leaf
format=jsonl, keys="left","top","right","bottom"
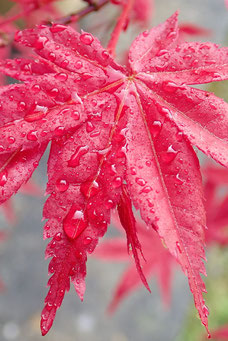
{"left": 0, "top": 12, "right": 227, "bottom": 335}
{"left": 95, "top": 211, "right": 175, "bottom": 312}
{"left": 203, "top": 165, "right": 228, "bottom": 246}
{"left": 1, "top": 0, "right": 59, "bottom": 30}
{"left": 207, "top": 325, "right": 228, "bottom": 340}
{"left": 111, "top": 0, "right": 154, "bottom": 25}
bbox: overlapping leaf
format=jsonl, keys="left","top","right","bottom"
{"left": 0, "top": 12, "right": 227, "bottom": 335}
{"left": 203, "top": 165, "right": 228, "bottom": 246}
{"left": 95, "top": 212, "right": 175, "bottom": 312}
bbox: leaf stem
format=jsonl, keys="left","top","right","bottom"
{"left": 0, "top": 5, "right": 36, "bottom": 28}
{"left": 107, "top": 0, "right": 135, "bottom": 57}
{"left": 53, "top": 0, "right": 110, "bottom": 25}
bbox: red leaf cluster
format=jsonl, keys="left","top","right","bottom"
{"left": 0, "top": 12, "right": 227, "bottom": 335}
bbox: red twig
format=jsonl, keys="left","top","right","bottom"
{"left": 107, "top": 0, "right": 135, "bottom": 57}
{"left": 54, "top": 0, "right": 109, "bottom": 25}
{"left": 0, "top": 5, "right": 36, "bottom": 28}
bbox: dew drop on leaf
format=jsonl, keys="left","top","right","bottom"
{"left": 71, "top": 111, "right": 80, "bottom": 120}
{"left": 54, "top": 232, "right": 62, "bottom": 241}
{"left": 48, "top": 52, "right": 56, "bottom": 62}
{"left": 80, "top": 33, "right": 94, "bottom": 45}
{"left": 50, "top": 25, "right": 66, "bottom": 33}
{"left": 56, "top": 179, "right": 69, "bottom": 192}
{"left": 151, "top": 120, "right": 162, "bottom": 138}
{"left": 162, "top": 81, "right": 178, "bottom": 93}
{"left": 0, "top": 170, "right": 8, "bottom": 186}
{"left": 68, "top": 146, "right": 89, "bottom": 168}
{"left": 75, "top": 61, "right": 82, "bottom": 69}
{"left": 27, "top": 130, "right": 38, "bottom": 141}
{"left": 141, "top": 186, "right": 152, "bottom": 193}
{"left": 32, "top": 84, "right": 41, "bottom": 93}
{"left": 161, "top": 145, "right": 178, "bottom": 164}
{"left": 63, "top": 205, "right": 88, "bottom": 240}
{"left": 112, "top": 176, "right": 122, "bottom": 188}
{"left": 102, "top": 51, "right": 109, "bottom": 60}
{"left": 17, "top": 101, "right": 26, "bottom": 111}
{"left": 86, "top": 122, "right": 95, "bottom": 133}
{"left": 105, "top": 199, "right": 114, "bottom": 209}
{"left": 55, "top": 73, "right": 68, "bottom": 82}
{"left": 83, "top": 236, "right": 92, "bottom": 245}
{"left": 80, "top": 180, "right": 99, "bottom": 198}
{"left": 136, "top": 178, "right": 146, "bottom": 186}
{"left": 34, "top": 36, "right": 48, "bottom": 50}
{"left": 130, "top": 167, "right": 137, "bottom": 175}
{"left": 176, "top": 241, "right": 182, "bottom": 253}
{"left": 8, "top": 136, "right": 15, "bottom": 144}
{"left": 48, "top": 88, "right": 59, "bottom": 98}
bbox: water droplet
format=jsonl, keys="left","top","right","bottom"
{"left": 17, "top": 101, "right": 26, "bottom": 111}
{"left": 83, "top": 236, "right": 92, "bottom": 245}
{"left": 75, "top": 61, "right": 82, "bottom": 69}
{"left": 105, "top": 199, "right": 114, "bottom": 209}
{"left": 71, "top": 111, "right": 80, "bottom": 120}
{"left": 175, "top": 173, "right": 184, "bottom": 184}
{"left": 212, "top": 72, "right": 221, "bottom": 80}
{"left": 56, "top": 178, "right": 69, "bottom": 192}
{"left": 166, "top": 31, "right": 176, "bottom": 39}
{"left": 54, "top": 126, "right": 65, "bottom": 136}
{"left": 136, "top": 178, "right": 146, "bottom": 186}
{"left": 86, "top": 121, "right": 95, "bottom": 133}
{"left": 50, "top": 24, "right": 66, "bottom": 33}
{"left": 55, "top": 73, "right": 68, "bottom": 81}
{"left": 81, "top": 180, "right": 99, "bottom": 198}
{"left": 141, "top": 186, "right": 152, "bottom": 193}
{"left": 25, "top": 105, "right": 48, "bottom": 122}
{"left": 161, "top": 145, "right": 178, "bottom": 164}
{"left": 162, "top": 81, "right": 178, "bottom": 93}
{"left": 80, "top": 33, "right": 94, "bottom": 45}
{"left": 27, "top": 130, "right": 38, "bottom": 141}
{"left": 54, "top": 232, "right": 62, "bottom": 241}
{"left": 63, "top": 205, "right": 87, "bottom": 239}
{"left": 61, "top": 59, "right": 69, "bottom": 68}
{"left": 142, "top": 30, "right": 149, "bottom": 37}
{"left": 151, "top": 120, "right": 162, "bottom": 138}
{"left": 130, "top": 167, "right": 137, "bottom": 175}
{"left": 8, "top": 136, "right": 15, "bottom": 144}
{"left": 158, "top": 106, "right": 173, "bottom": 119}
{"left": 156, "top": 49, "right": 168, "bottom": 56}
{"left": 90, "top": 131, "right": 100, "bottom": 138}
{"left": 32, "top": 84, "right": 41, "bottom": 93}
{"left": 75, "top": 251, "right": 83, "bottom": 259}
{"left": 112, "top": 176, "right": 122, "bottom": 188}
{"left": 176, "top": 241, "right": 182, "bottom": 253}
{"left": 49, "top": 88, "right": 59, "bottom": 98}
{"left": 45, "top": 302, "right": 53, "bottom": 311}
{"left": 102, "top": 51, "right": 109, "bottom": 60}
{"left": 202, "top": 304, "right": 209, "bottom": 317}
{"left": 34, "top": 36, "right": 48, "bottom": 50}
{"left": 146, "top": 161, "right": 151, "bottom": 167}
{"left": 176, "top": 132, "right": 183, "bottom": 142}
{"left": 68, "top": 146, "right": 89, "bottom": 167}
{"left": 0, "top": 170, "right": 8, "bottom": 186}
{"left": 48, "top": 52, "right": 56, "bottom": 62}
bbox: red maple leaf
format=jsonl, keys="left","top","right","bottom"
{"left": 94, "top": 210, "right": 175, "bottom": 312}
{"left": 208, "top": 325, "right": 228, "bottom": 340}
{"left": 203, "top": 165, "right": 228, "bottom": 246}
{"left": 111, "top": 0, "right": 154, "bottom": 25}
{"left": 0, "top": 12, "right": 227, "bottom": 335}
